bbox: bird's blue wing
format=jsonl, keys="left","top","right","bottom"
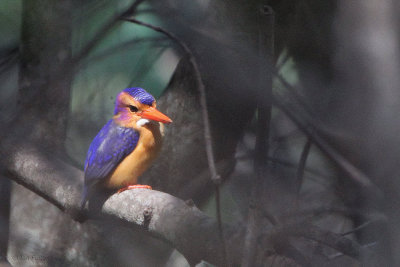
{"left": 84, "top": 120, "right": 139, "bottom": 187}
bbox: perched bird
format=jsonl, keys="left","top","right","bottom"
{"left": 81, "top": 87, "right": 172, "bottom": 209}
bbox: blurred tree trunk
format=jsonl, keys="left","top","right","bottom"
{"left": 1, "top": 2, "right": 75, "bottom": 261}
{"left": 17, "top": 0, "right": 72, "bottom": 149}
{"left": 7, "top": 1, "right": 110, "bottom": 266}
{"left": 8, "top": 1, "right": 79, "bottom": 266}
{"left": 333, "top": 1, "right": 400, "bottom": 266}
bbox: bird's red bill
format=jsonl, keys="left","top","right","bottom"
{"left": 140, "top": 107, "right": 172, "bottom": 124}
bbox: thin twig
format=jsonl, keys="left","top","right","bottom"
{"left": 281, "top": 206, "right": 385, "bottom": 223}
{"left": 127, "top": 47, "right": 167, "bottom": 87}
{"left": 296, "top": 138, "right": 312, "bottom": 197}
{"left": 341, "top": 220, "right": 372, "bottom": 236}
{"left": 273, "top": 66, "right": 380, "bottom": 195}
{"left": 80, "top": 36, "right": 167, "bottom": 68}
{"left": 327, "top": 241, "right": 377, "bottom": 260}
{"left": 262, "top": 210, "right": 278, "bottom": 226}
{"left": 276, "top": 50, "right": 290, "bottom": 71}
{"left": 272, "top": 91, "right": 382, "bottom": 198}
{"left": 120, "top": 18, "right": 220, "bottom": 184}
{"left": 121, "top": 17, "right": 227, "bottom": 266}
{"left": 275, "top": 73, "right": 315, "bottom": 118}
{"left": 265, "top": 156, "right": 333, "bottom": 181}
{"left": 0, "top": 46, "right": 18, "bottom": 73}
{"left": 215, "top": 184, "right": 224, "bottom": 254}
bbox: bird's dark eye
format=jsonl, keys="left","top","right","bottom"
{"left": 129, "top": 105, "right": 138, "bottom": 112}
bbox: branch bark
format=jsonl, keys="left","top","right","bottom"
{"left": 1, "top": 142, "right": 239, "bottom": 266}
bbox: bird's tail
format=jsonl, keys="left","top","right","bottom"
{"left": 69, "top": 186, "right": 89, "bottom": 223}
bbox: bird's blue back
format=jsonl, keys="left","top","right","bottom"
{"left": 84, "top": 120, "right": 139, "bottom": 187}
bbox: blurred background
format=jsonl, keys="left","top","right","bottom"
{"left": 1, "top": 0, "right": 400, "bottom": 266}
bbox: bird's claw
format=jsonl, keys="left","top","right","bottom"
{"left": 117, "top": 184, "right": 152, "bottom": 193}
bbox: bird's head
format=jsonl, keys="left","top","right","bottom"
{"left": 113, "top": 87, "right": 172, "bottom": 129}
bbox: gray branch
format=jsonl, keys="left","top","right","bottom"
{"left": 1, "top": 143, "right": 239, "bottom": 266}
{"left": 1, "top": 141, "right": 364, "bottom": 265}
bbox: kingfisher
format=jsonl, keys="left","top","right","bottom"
{"left": 81, "top": 87, "right": 172, "bottom": 209}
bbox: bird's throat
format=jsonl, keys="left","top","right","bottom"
{"left": 136, "top": 118, "right": 150, "bottom": 127}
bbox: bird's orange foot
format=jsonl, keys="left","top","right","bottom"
{"left": 117, "top": 184, "right": 152, "bottom": 194}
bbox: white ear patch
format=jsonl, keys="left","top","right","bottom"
{"left": 136, "top": 118, "right": 150, "bottom": 127}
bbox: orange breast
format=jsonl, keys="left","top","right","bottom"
{"left": 104, "top": 121, "right": 163, "bottom": 189}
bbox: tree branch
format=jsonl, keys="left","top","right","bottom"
{"left": 0, "top": 143, "right": 238, "bottom": 266}
{"left": 296, "top": 138, "right": 312, "bottom": 197}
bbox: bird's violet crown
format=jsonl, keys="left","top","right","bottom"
{"left": 123, "top": 87, "right": 155, "bottom": 106}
